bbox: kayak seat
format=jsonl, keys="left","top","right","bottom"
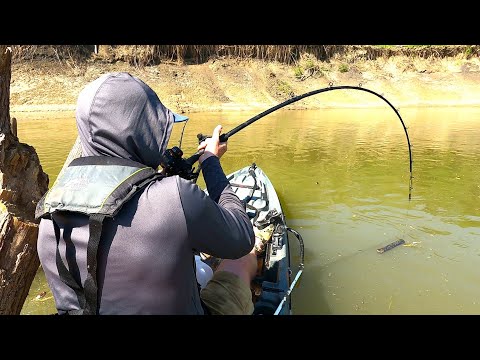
{"left": 251, "top": 198, "right": 267, "bottom": 210}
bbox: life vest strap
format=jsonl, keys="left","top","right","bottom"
{"left": 83, "top": 214, "right": 106, "bottom": 315}
{"left": 53, "top": 218, "right": 86, "bottom": 313}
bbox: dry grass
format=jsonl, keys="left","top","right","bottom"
{"left": 9, "top": 45, "right": 478, "bottom": 68}
{"left": 11, "top": 45, "right": 92, "bottom": 62}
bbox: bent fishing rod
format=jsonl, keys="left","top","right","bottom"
{"left": 160, "top": 85, "right": 413, "bottom": 199}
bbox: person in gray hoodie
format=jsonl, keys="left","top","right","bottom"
{"left": 36, "top": 72, "right": 257, "bottom": 315}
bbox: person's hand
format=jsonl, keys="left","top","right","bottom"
{"left": 197, "top": 125, "right": 227, "bottom": 164}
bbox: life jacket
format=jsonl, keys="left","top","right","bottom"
{"left": 35, "top": 156, "right": 164, "bottom": 315}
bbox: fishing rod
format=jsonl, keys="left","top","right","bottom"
{"left": 160, "top": 84, "right": 413, "bottom": 198}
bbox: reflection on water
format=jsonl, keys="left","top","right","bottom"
{"left": 14, "top": 107, "right": 480, "bottom": 315}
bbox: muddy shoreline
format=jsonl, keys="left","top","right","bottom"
{"left": 10, "top": 53, "right": 480, "bottom": 114}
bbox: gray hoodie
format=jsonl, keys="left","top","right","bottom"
{"left": 37, "top": 72, "right": 254, "bottom": 314}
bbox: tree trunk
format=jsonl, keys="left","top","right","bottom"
{"left": 0, "top": 46, "right": 49, "bottom": 314}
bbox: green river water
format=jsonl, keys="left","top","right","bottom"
{"left": 15, "top": 105, "right": 480, "bottom": 315}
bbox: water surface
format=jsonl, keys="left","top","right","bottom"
{"left": 15, "top": 106, "right": 480, "bottom": 314}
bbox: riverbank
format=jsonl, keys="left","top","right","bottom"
{"left": 10, "top": 46, "right": 480, "bottom": 114}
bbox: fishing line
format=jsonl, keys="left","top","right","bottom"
{"left": 177, "top": 118, "right": 189, "bottom": 148}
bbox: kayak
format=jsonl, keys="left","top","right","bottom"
{"left": 203, "top": 163, "right": 304, "bottom": 315}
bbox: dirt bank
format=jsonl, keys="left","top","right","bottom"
{"left": 9, "top": 49, "right": 480, "bottom": 114}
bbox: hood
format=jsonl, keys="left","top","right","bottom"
{"left": 75, "top": 72, "right": 186, "bottom": 169}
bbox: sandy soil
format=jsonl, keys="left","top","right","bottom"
{"left": 9, "top": 53, "right": 480, "bottom": 115}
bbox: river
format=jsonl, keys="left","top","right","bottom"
{"left": 15, "top": 106, "right": 480, "bottom": 315}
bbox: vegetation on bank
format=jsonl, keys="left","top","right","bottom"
{"left": 11, "top": 45, "right": 479, "bottom": 67}
{"left": 8, "top": 45, "right": 480, "bottom": 111}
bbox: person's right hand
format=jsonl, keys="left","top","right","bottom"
{"left": 197, "top": 125, "right": 227, "bottom": 164}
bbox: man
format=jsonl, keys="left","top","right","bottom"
{"left": 36, "top": 72, "right": 257, "bottom": 315}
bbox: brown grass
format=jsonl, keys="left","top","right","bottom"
{"left": 9, "top": 45, "right": 479, "bottom": 67}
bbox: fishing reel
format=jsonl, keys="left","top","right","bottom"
{"left": 159, "top": 146, "right": 202, "bottom": 180}
{"left": 159, "top": 133, "right": 228, "bottom": 180}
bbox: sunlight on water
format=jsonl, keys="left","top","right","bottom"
{"left": 14, "top": 107, "right": 480, "bottom": 315}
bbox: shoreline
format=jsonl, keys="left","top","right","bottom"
{"left": 11, "top": 101, "right": 480, "bottom": 114}
{"left": 10, "top": 54, "right": 480, "bottom": 115}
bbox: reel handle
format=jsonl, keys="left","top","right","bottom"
{"left": 197, "top": 133, "right": 229, "bottom": 144}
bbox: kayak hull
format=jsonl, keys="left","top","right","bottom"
{"left": 225, "top": 164, "right": 292, "bottom": 315}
